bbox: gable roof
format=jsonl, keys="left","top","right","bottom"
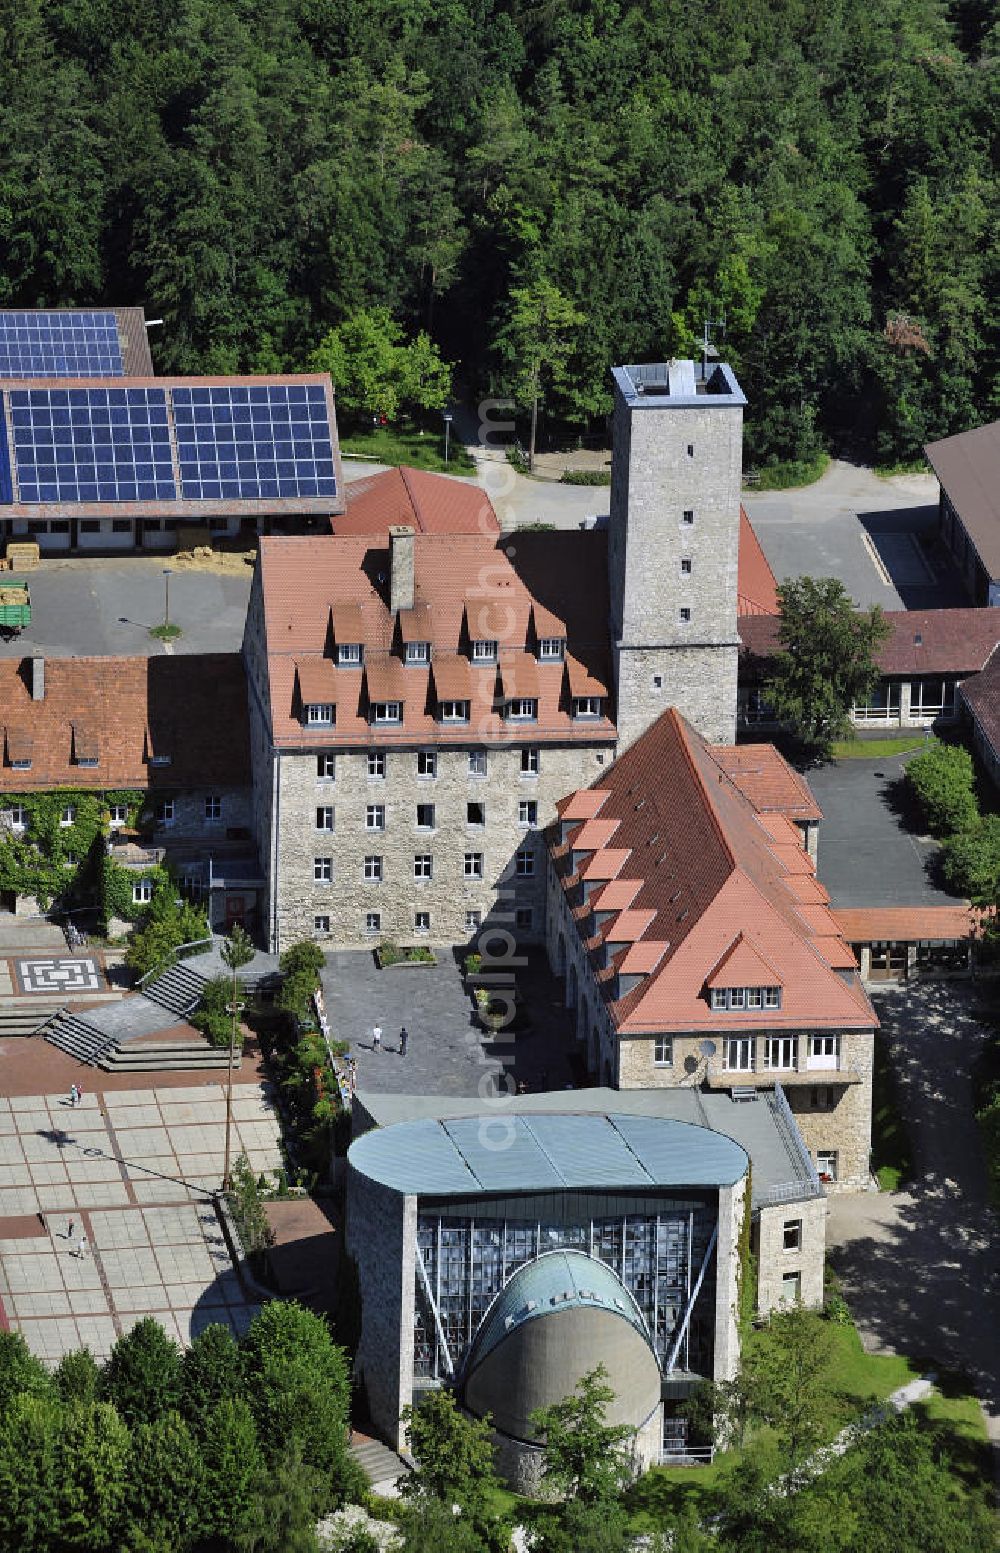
{"left": 0, "top": 654, "right": 250, "bottom": 791}
{"left": 737, "top": 506, "right": 779, "bottom": 616}
{"left": 338, "top": 466, "right": 500, "bottom": 536}
{"left": 925, "top": 420, "right": 1000, "bottom": 577}
{"left": 739, "top": 607, "right": 1000, "bottom": 678}
{"left": 549, "top": 709, "right": 873, "bottom": 1035}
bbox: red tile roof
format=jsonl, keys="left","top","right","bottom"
{"left": 714, "top": 746, "right": 822, "bottom": 822}
{"left": 550, "top": 709, "right": 874, "bottom": 1035}
{"left": 834, "top": 906, "right": 976, "bottom": 943}
{"left": 737, "top": 506, "right": 780, "bottom": 616}
{"left": 338, "top": 467, "right": 500, "bottom": 536}
{"left": 739, "top": 607, "right": 1000, "bottom": 677}
{"left": 258, "top": 531, "right": 617, "bottom": 749}
{"left": 0, "top": 655, "right": 250, "bottom": 791}
{"left": 959, "top": 644, "right": 1000, "bottom": 756}
{"left": 706, "top": 933, "right": 783, "bottom": 988}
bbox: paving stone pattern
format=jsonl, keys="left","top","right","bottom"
{"left": 15, "top": 956, "right": 103, "bottom": 996}
{"left": 0, "top": 1083, "right": 283, "bottom": 1364}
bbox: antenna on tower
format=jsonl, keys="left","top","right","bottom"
{"left": 700, "top": 313, "right": 726, "bottom": 380}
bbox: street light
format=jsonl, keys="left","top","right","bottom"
{"left": 443, "top": 411, "right": 453, "bottom": 465}
{"left": 162, "top": 569, "right": 173, "bottom": 631}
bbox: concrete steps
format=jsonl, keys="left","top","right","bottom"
{"left": 42, "top": 1010, "right": 117, "bottom": 1065}
{"left": 97, "top": 1040, "right": 240, "bottom": 1073}
{"left": 0, "top": 1003, "right": 62, "bottom": 1037}
{"left": 349, "top": 1436, "right": 408, "bottom": 1489}
{"left": 142, "top": 962, "right": 208, "bottom": 1019}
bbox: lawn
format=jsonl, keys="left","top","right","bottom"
{"left": 340, "top": 419, "right": 476, "bottom": 474}
{"left": 830, "top": 734, "right": 929, "bottom": 759}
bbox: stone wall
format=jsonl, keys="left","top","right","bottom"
{"left": 755, "top": 1195, "right": 827, "bottom": 1314}
{"left": 147, "top": 786, "right": 253, "bottom": 840}
{"left": 713, "top": 1177, "right": 745, "bottom": 1384}
{"left": 784, "top": 1031, "right": 875, "bottom": 1193}
{"left": 345, "top": 1165, "right": 415, "bottom": 1451}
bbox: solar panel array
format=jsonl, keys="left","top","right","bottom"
{"left": 9, "top": 388, "right": 175, "bottom": 503}
{"left": 172, "top": 384, "right": 337, "bottom": 500}
{"left": 0, "top": 311, "right": 124, "bottom": 378}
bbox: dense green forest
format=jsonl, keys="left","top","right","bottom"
{"left": 0, "top": 0, "right": 996, "bottom": 465}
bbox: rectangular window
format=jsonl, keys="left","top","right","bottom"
{"left": 314, "top": 857, "right": 333, "bottom": 883}
{"left": 365, "top": 911, "right": 381, "bottom": 934}
{"left": 471, "top": 640, "right": 497, "bottom": 663}
{"left": 654, "top": 1036, "right": 673, "bottom": 1067}
{"left": 315, "top": 806, "right": 335, "bottom": 832}
{"left": 816, "top": 1150, "right": 838, "bottom": 1182}
{"left": 306, "top": 702, "right": 334, "bottom": 725}
{"left": 112, "top": 519, "right": 132, "bottom": 534}
{"left": 132, "top": 878, "right": 154, "bottom": 905}
{"left": 10, "top": 758, "right": 32, "bottom": 772}
{"left": 414, "top": 911, "right": 431, "bottom": 933}
{"left": 338, "top": 642, "right": 362, "bottom": 666}
{"left": 764, "top": 987, "right": 781, "bottom": 1008}
{"left": 405, "top": 641, "right": 430, "bottom": 665}
{"left": 367, "top": 752, "right": 386, "bottom": 778}
{"left": 723, "top": 1037, "right": 755, "bottom": 1072}
{"left": 59, "top": 806, "right": 76, "bottom": 827}
{"left": 679, "top": 608, "right": 691, "bottom": 623}
{"left": 417, "top": 750, "right": 437, "bottom": 779}
{"left": 682, "top": 509, "right": 694, "bottom": 525}
{"left": 467, "top": 801, "right": 485, "bottom": 826}
{"left": 440, "top": 699, "right": 469, "bottom": 722}
{"left": 465, "top": 909, "right": 481, "bottom": 931}
{"left": 687, "top": 444, "right": 694, "bottom": 457}
{"left": 573, "top": 697, "right": 603, "bottom": 718}
{"left": 729, "top": 986, "right": 746, "bottom": 1009}
{"left": 520, "top": 748, "right": 540, "bottom": 776}
{"left": 464, "top": 852, "right": 484, "bottom": 879}
{"left": 317, "top": 753, "right": 335, "bottom": 781}
{"left": 710, "top": 988, "right": 727, "bottom": 1011}
{"left": 783, "top": 1219, "right": 802, "bottom": 1252}
{"left": 366, "top": 805, "right": 385, "bottom": 831}
{"left": 518, "top": 799, "right": 538, "bottom": 827}
{"left": 204, "top": 796, "right": 222, "bottom": 821}
{"left": 781, "top": 1271, "right": 801, "bottom": 1304}
{"left": 155, "top": 800, "right": 174, "bottom": 825}
{"left": 747, "top": 986, "right": 763, "bottom": 1008}
{"left": 765, "top": 1036, "right": 797, "bottom": 1071}
{"left": 372, "top": 701, "right": 402, "bottom": 724}
{"left": 808, "top": 1034, "right": 840, "bottom": 1070}
{"left": 515, "top": 906, "right": 533, "bottom": 930}
{"left": 507, "top": 698, "right": 537, "bottom": 721}
{"left": 109, "top": 804, "right": 128, "bottom": 827}
{"left": 537, "top": 637, "right": 564, "bottom": 661}
{"left": 414, "top": 854, "right": 433, "bottom": 880}
{"left": 468, "top": 750, "right": 488, "bottom": 777}
{"left": 515, "top": 847, "right": 535, "bottom": 877}
{"left": 364, "top": 855, "right": 383, "bottom": 882}
{"left": 681, "top": 558, "right": 692, "bottom": 575}
{"left": 314, "top": 915, "right": 330, "bottom": 934}
{"left": 416, "top": 803, "right": 435, "bottom": 830}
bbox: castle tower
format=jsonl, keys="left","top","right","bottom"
{"left": 608, "top": 359, "right": 746, "bottom": 748}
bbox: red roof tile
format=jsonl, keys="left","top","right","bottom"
{"left": 740, "top": 608, "right": 1000, "bottom": 677}
{"left": 430, "top": 655, "right": 474, "bottom": 702}
{"left": 295, "top": 660, "right": 338, "bottom": 704}
{"left": 833, "top": 906, "right": 976, "bottom": 942}
{"left": 737, "top": 506, "right": 780, "bottom": 616}
{"left": 715, "top": 746, "right": 822, "bottom": 822}
{"left": 706, "top": 933, "right": 783, "bottom": 988}
{"left": 338, "top": 467, "right": 501, "bottom": 537}
{"left": 558, "top": 790, "right": 611, "bottom": 821}
{"left": 959, "top": 644, "right": 1000, "bottom": 756}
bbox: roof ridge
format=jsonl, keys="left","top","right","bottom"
{"left": 671, "top": 711, "right": 737, "bottom": 872}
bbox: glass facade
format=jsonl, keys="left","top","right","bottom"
{"left": 413, "top": 1190, "right": 716, "bottom": 1382}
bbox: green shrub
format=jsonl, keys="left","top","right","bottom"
{"left": 228, "top": 1152, "right": 276, "bottom": 1263}
{"left": 190, "top": 976, "right": 242, "bottom": 1049}
{"left": 940, "top": 814, "right": 1000, "bottom": 900}
{"left": 904, "top": 743, "right": 980, "bottom": 837}
{"left": 276, "top": 968, "right": 320, "bottom": 1024}
{"left": 464, "top": 952, "right": 482, "bottom": 975}
{"left": 279, "top": 939, "right": 325, "bottom": 981}
{"left": 377, "top": 939, "right": 401, "bottom": 966}
{"left": 558, "top": 468, "right": 611, "bottom": 485}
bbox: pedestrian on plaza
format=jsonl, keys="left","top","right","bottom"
{"left": 77, "top": 1234, "right": 88, "bottom": 1260}
{"left": 68, "top": 1084, "right": 78, "bottom": 1108}
{"left": 399, "top": 1027, "right": 409, "bottom": 1057}
{"left": 372, "top": 1024, "right": 382, "bottom": 1052}
{"left": 66, "top": 1219, "right": 75, "bottom": 1240}
{"left": 76, "top": 1087, "right": 84, "bottom": 1107}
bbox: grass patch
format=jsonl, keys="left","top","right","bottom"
{"left": 745, "top": 452, "right": 829, "bottom": 491}
{"left": 871, "top": 1032, "right": 913, "bottom": 1191}
{"left": 148, "top": 622, "right": 182, "bottom": 641}
{"left": 829, "top": 734, "right": 929, "bottom": 759}
{"left": 875, "top": 456, "right": 930, "bottom": 479}
{"left": 559, "top": 468, "right": 611, "bottom": 486}
{"left": 340, "top": 419, "right": 475, "bottom": 474}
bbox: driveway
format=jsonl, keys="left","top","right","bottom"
{"left": 807, "top": 753, "right": 958, "bottom": 909}
{"left": 825, "top": 981, "right": 999, "bottom": 1451}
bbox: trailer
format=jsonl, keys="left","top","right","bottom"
{"left": 0, "top": 578, "right": 31, "bottom": 638}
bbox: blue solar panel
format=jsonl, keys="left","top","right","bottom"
{"left": 0, "top": 311, "right": 124, "bottom": 378}
{"left": 172, "top": 383, "right": 337, "bottom": 500}
{"left": 9, "top": 387, "right": 176, "bottom": 503}
{"left": 0, "top": 395, "right": 11, "bottom": 504}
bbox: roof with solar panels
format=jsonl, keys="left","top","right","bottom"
{"left": 0, "top": 307, "right": 345, "bottom": 522}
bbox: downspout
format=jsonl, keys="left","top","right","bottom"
{"left": 270, "top": 747, "right": 281, "bottom": 955}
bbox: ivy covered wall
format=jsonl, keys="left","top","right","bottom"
{"left": 0, "top": 790, "right": 144, "bottom": 912}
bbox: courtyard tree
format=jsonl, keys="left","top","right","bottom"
{"left": 309, "top": 307, "right": 452, "bottom": 424}
{"left": 741, "top": 1304, "right": 837, "bottom": 1469}
{"left": 179, "top": 1322, "right": 242, "bottom": 1437}
{"left": 0, "top": 1329, "right": 54, "bottom": 1414}
{"left": 197, "top": 1396, "right": 267, "bottom": 1546}
{"left": 767, "top": 578, "right": 890, "bottom": 757}
{"left": 100, "top": 1317, "right": 182, "bottom": 1429}
{"left": 54, "top": 1401, "right": 130, "bottom": 1551}
{"left": 122, "top": 1408, "right": 207, "bottom": 1551}
{"left": 493, "top": 277, "right": 585, "bottom": 471}
{"left": 904, "top": 742, "right": 980, "bottom": 838}
{"left": 529, "top": 1363, "right": 634, "bottom": 1506}
{"left": 400, "top": 1388, "right": 509, "bottom": 1548}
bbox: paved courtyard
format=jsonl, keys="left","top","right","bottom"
{"left": 0, "top": 1081, "right": 283, "bottom": 1363}
{"left": 808, "top": 753, "right": 959, "bottom": 909}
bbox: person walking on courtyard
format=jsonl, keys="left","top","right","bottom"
{"left": 399, "top": 1027, "right": 409, "bottom": 1057}
{"left": 372, "top": 1024, "right": 382, "bottom": 1052}
{"left": 77, "top": 1233, "right": 88, "bottom": 1260}
{"left": 68, "top": 1084, "right": 78, "bottom": 1108}
{"left": 66, "top": 1219, "right": 75, "bottom": 1240}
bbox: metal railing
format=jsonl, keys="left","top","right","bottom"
{"left": 772, "top": 1083, "right": 822, "bottom": 1192}
{"left": 136, "top": 936, "right": 214, "bottom": 988}
{"left": 660, "top": 1444, "right": 714, "bottom": 1465}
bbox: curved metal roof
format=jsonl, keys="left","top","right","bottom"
{"left": 347, "top": 1110, "right": 748, "bottom": 1196}
{"left": 463, "top": 1249, "right": 650, "bottom": 1376}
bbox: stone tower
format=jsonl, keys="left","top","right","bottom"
{"left": 608, "top": 359, "right": 746, "bottom": 749}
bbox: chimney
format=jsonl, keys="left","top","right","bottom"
{"left": 30, "top": 656, "right": 44, "bottom": 701}
{"left": 388, "top": 525, "right": 415, "bottom": 614}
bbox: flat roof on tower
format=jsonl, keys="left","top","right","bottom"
{"left": 612, "top": 360, "right": 746, "bottom": 408}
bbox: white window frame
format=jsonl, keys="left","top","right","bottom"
{"left": 764, "top": 986, "right": 782, "bottom": 1008}
{"left": 315, "top": 805, "right": 335, "bottom": 833}
{"left": 507, "top": 697, "right": 537, "bottom": 721}
{"left": 537, "top": 637, "right": 565, "bottom": 661}
{"left": 306, "top": 702, "right": 334, "bottom": 726}
{"left": 364, "top": 911, "right": 381, "bottom": 935}
{"left": 515, "top": 847, "right": 535, "bottom": 877}
{"left": 464, "top": 852, "right": 484, "bottom": 879}
{"left": 679, "top": 607, "right": 691, "bottom": 623}
{"left": 413, "top": 854, "right": 433, "bottom": 881}
{"left": 764, "top": 1036, "right": 798, "bottom": 1071}
{"left": 520, "top": 747, "right": 540, "bottom": 776}
{"left": 518, "top": 799, "right": 538, "bottom": 827}
{"left": 471, "top": 639, "right": 497, "bottom": 663}
{"left": 682, "top": 509, "right": 694, "bottom": 525}
{"left": 414, "top": 910, "right": 431, "bottom": 933}
{"left": 467, "top": 801, "right": 486, "bottom": 827}
{"left": 654, "top": 1036, "right": 673, "bottom": 1067}
{"left": 440, "top": 699, "right": 469, "bottom": 723}
{"left": 465, "top": 909, "right": 482, "bottom": 931}
{"left": 573, "top": 697, "right": 603, "bottom": 719}
{"left": 681, "top": 557, "right": 692, "bottom": 575}
{"left": 372, "top": 701, "right": 402, "bottom": 724}
{"left": 109, "top": 804, "right": 128, "bottom": 827}
{"left": 338, "top": 642, "right": 362, "bottom": 667}
{"left": 314, "top": 857, "right": 333, "bottom": 884}
{"left": 366, "top": 804, "right": 386, "bottom": 832}
{"left": 155, "top": 800, "right": 174, "bottom": 826}
{"left": 59, "top": 806, "right": 77, "bottom": 827}
{"left": 808, "top": 1034, "right": 840, "bottom": 1070}
{"left": 723, "top": 1037, "right": 755, "bottom": 1072}
{"left": 367, "top": 751, "right": 386, "bottom": 778}
{"left": 317, "top": 753, "right": 336, "bottom": 781}
{"left": 417, "top": 750, "right": 437, "bottom": 779}
{"left": 729, "top": 986, "right": 746, "bottom": 1009}
{"left": 405, "top": 641, "right": 430, "bottom": 665}
{"left": 816, "top": 1149, "right": 838, "bottom": 1182}
{"left": 468, "top": 749, "right": 488, "bottom": 777}
{"left": 364, "top": 854, "right": 383, "bottom": 882}
{"left": 204, "top": 795, "right": 222, "bottom": 821}
{"left": 780, "top": 1271, "right": 802, "bottom": 1304}
{"left": 783, "top": 1219, "right": 802, "bottom": 1252}
{"left": 132, "top": 877, "right": 154, "bottom": 905}
{"left": 313, "top": 915, "right": 330, "bottom": 934}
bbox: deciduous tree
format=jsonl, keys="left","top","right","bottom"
{"left": 768, "top": 578, "right": 890, "bottom": 756}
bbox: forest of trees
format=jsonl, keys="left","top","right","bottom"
{"left": 0, "top": 0, "right": 996, "bottom": 466}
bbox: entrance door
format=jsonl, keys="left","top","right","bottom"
{"left": 225, "top": 895, "right": 247, "bottom": 930}
{"left": 869, "top": 941, "right": 907, "bottom": 982}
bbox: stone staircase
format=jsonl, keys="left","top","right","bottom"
{"left": 0, "top": 1001, "right": 63, "bottom": 1037}
{"left": 142, "top": 961, "right": 209, "bottom": 1020}
{"left": 98, "top": 1039, "right": 239, "bottom": 1073}
{"left": 349, "top": 1435, "right": 409, "bottom": 1491}
{"left": 40, "top": 1009, "right": 118, "bottom": 1066}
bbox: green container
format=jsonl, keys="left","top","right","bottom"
{"left": 0, "top": 578, "right": 31, "bottom": 627}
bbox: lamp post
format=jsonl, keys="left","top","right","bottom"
{"left": 219, "top": 924, "right": 254, "bottom": 1192}
{"left": 443, "top": 411, "right": 453, "bottom": 465}
{"left": 162, "top": 568, "right": 173, "bottom": 631}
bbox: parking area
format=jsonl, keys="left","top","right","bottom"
{"left": 0, "top": 1081, "right": 283, "bottom": 1363}
{"left": 808, "top": 753, "right": 958, "bottom": 909}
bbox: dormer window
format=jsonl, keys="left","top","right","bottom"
{"left": 405, "top": 641, "right": 430, "bottom": 665}
{"left": 573, "top": 696, "right": 603, "bottom": 719}
{"left": 306, "top": 702, "right": 335, "bottom": 726}
{"left": 440, "top": 699, "right": 470, "bottom": 723}
{"left": 338, "top": 642, "right": 362, "bottom": 667}
{"left": 471, "top": 640, "right": 497, "bottom": 663}
{"left": 10, "top": 757, "right": 32, "bottom": 772}
{"left": 148, "top": 755, "right": 171, "bottom": 768}
{"left": 506, "top": 698, "right": 537, "bottom": 722}
{"left": 537, "top": 637, "right": 565, "bottom": 662}
{"left": 371, "top": 701, "right": 402, "bottom": 725}
{"left": 710, "top": 985, "right": 782, "bottom": 1011}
